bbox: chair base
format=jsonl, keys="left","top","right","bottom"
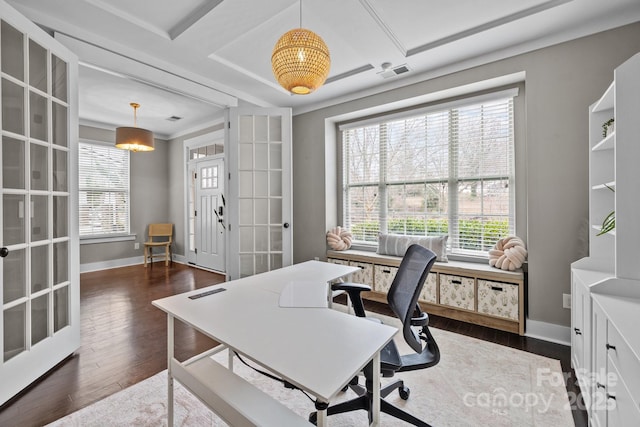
{"left": 309, "top": 379, "right": 431, "bottom": 426}
{"left": 144, "top": 246, "right": 172, "bottom": 267}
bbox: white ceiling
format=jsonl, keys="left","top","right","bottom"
{"left": 7, "top": 0, "right": 640, "bottom": 139}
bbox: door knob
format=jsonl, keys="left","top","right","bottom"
{"left": 283, "top": 222, "right": 290, "bottom": 229}
{"left": 0, "top": 247, "right": 8, "bottom": 258}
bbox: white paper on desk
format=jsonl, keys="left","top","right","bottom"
{"left": 279, "top": 281, "right": 329, "bottom": 308}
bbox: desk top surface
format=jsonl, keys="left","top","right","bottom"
{"left": 153, "top": 260, "right": 398, "bottom": 402}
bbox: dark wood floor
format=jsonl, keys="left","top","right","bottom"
{"left": 0, "top": 263, "right": 587, "bottom": 426}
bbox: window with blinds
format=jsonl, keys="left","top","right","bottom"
{"left": 341, "top": 89, "right": 516, "bottom": 255}
{"left": 78, "top": 141, "right": 130, "bottom": 237}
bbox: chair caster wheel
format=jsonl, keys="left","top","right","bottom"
{"left": 341, "top": 384, "right": 349, "bottom": 392}
{"left": 399, "top": 385, "right": 410, "bottom": 400}
{"left": 309, "top": 413, "right": 318, "bottom": 425}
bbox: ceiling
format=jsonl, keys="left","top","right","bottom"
{"left": 8, "top": 0, "right": 640, "bottom": 139}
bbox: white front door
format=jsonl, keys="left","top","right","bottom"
{"left": 227, "top": 107, "right": 292, "bottom": 279}
{"left": 0, "top": 1, "right": 79, "bottom": 405}
{"left": 195, "top": 157, "right": 225, "bottom": 272}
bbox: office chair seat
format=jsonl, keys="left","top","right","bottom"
{"left": 312, "top": 244, "right": 439, "bottom": 427}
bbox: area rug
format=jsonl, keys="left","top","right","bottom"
{"left": 47, "top": 317, "right": 574, "bottom": 426}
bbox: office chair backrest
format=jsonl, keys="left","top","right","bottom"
{"left": 387, "top": 244, "right": 437, "bottom": 354}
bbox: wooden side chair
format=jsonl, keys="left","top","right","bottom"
{"left": 144, "top": 223, "right": 173, "bottom": 267}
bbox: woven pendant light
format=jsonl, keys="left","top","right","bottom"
{"left": 271, "top": 2, "right": 330, "bottom": 94}
{"left": 115, "top": 103, "right": 154, "bottom": 152}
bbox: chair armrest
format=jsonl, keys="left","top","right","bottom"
{"left": 331, "top": 282, "right": 370, "bottom": 317}
{"left": 331, "top": 282, "right": 371, "bottom": 293}
{"left": 410, "top": 311, "right": 429, "bottom": 327}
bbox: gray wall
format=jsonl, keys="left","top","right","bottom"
{"left": 78, "top": 125, "right": 170, "bottom": 264}
{"left": 291, "top": 22, "right": 640, "bottom": 327}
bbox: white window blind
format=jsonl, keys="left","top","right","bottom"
{"left": 342, "top": 92, "right": 515, "bottom": 255}
{"left": 78, "top": 141, "right": 130, "bottom": 237}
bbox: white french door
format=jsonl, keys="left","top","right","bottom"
{"left": 0, "top": 1, "right": 79, "bottom": 405}
{"left": 227, "top": 107, "right": 292, "bottom": 279}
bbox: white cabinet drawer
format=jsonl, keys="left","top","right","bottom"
{"left": 439, "top": 274, "right": 474, "bottom": 311}
{"left": 607, "top": 323, "right": 640, "bottom": 407}
{"left": 606, "top": 362, "right": 640, "bottom": 427}
{"left": 373, "top": 265, "right": 397, "bottom": 293}
{"left": 419, "top": 273, "right": 437, "bottom": 303}
{"left": 348, "top": 261, "right": 373, "bottom": 286}
{"left": 477, "top": 280, "right": 519, "bottom": 321}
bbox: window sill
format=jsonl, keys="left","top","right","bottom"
{"left": 80, "top": 234, "right": 137, "bottom": 245}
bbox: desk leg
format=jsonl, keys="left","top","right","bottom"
{"left": 316, "top": 407, "right": 328, "bottom": 427}
{"left": 167, "top": 315, "right": 174, "bottom": 427}
{"left": 371, "top": 352, "right": 381, "bottom": 427}
{"left": 228, "top": 347, "right": 234, "bottom": 371}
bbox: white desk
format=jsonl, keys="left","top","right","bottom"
{"left": 152, "top": 260, "right": 397, "bottom": 426}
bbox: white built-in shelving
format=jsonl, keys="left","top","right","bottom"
{"left": 571, "top": 53, "right": 640, "bottom": 426}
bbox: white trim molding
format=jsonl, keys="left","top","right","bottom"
{"left": 80, "top": 254, "right": 188, "bottom": 273}
{"left": 525, "top": 318, "right": 571, "bottom": 346}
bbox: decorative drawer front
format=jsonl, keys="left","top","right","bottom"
{"left": 373, "top": 265, "right": 398, "bottom": 293}
{"left": 606, "top": 361, "right": 640, "bottom": 426}
{"left": 477, "top": 280, "right": 519, "bottom": 321}
{"left": 607, "top": 323, "right": 640, "bottom": 404}
{"left": 439, "top": 274, "right": 474, "bottom": 311}
{"left": 349, "top": 261, "right": 373, "bottom": 286}
{"left": 419, "top": 273, "right": 437, "bottom": 303}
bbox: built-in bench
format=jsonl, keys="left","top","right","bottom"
{"left": 327, "top": 249, "right": 526, "bottom": 335}
{"left": 171, "top": 354, "right": 311, "bottom": 426}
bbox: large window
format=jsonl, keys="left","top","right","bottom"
{"left": 341, "top": 90, "right": 516, "bottom": 256}
{"left": 78, "top": 141, "right": 130, "bottom": 237}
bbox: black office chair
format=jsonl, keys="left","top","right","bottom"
{"left": 312, "top": 244, "right": 440, "bottom": 426}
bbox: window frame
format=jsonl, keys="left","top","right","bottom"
{"left": 77, "top": 139, "right": 132, "bottom": 241}
{"left": 338, "top": 88, "right": 521, "bottom": 259}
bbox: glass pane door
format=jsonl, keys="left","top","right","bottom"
{"left": 228, "top": 108, "right": 292, "bottom": 279}
{"left": 1, "top": 19, "right": 73, "bottom": 361}
{"left": 0, "top": 3, "right": 78, "bottom": 406}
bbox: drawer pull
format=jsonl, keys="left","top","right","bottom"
{"left": 606, "top": 343, "right": 616, "bottom": 351}
{"left": 596, "top": 382, "right": 606, "bottom": 389}
{"left": 607, "top": 393, "right": 616, "bottom": 401}
{"left": 574, "top": 328, "right": 582, "bottom": 335}
{"left": 491, "top": 286, "right": 504, "bottom": 292}
{"left": 382, "top": 269, "right": 391, "bottom": 274}
{"left": 452, "top": 279, "right": 462, "bottom": 284}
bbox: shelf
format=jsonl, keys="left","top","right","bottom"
{"left": 572, "top": 266, "right": 614, "bottom": 285}
{"left": 592, "top": 225, "right": 616, "bottom": 236}
{"left": 591, "top": 181, "right": 615, "bottom": 191}
{"left": 592, "top": 81, "right": 614, "bottom": 112}
{"left": 592, "top": 131, "right": 615, "bottom": 151}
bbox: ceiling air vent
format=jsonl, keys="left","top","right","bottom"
{"left": 377, "top": 63, "right": 411, "bottom": 79}
{"left": 166, "top": 116, "right": 182, "bottom": 122}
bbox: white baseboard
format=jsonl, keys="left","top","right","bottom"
{"left": 525, "top": 318, "right": 571, "bottom": 346}
{"left": 80, "top": 255, "right": 187, "bottom": 273}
